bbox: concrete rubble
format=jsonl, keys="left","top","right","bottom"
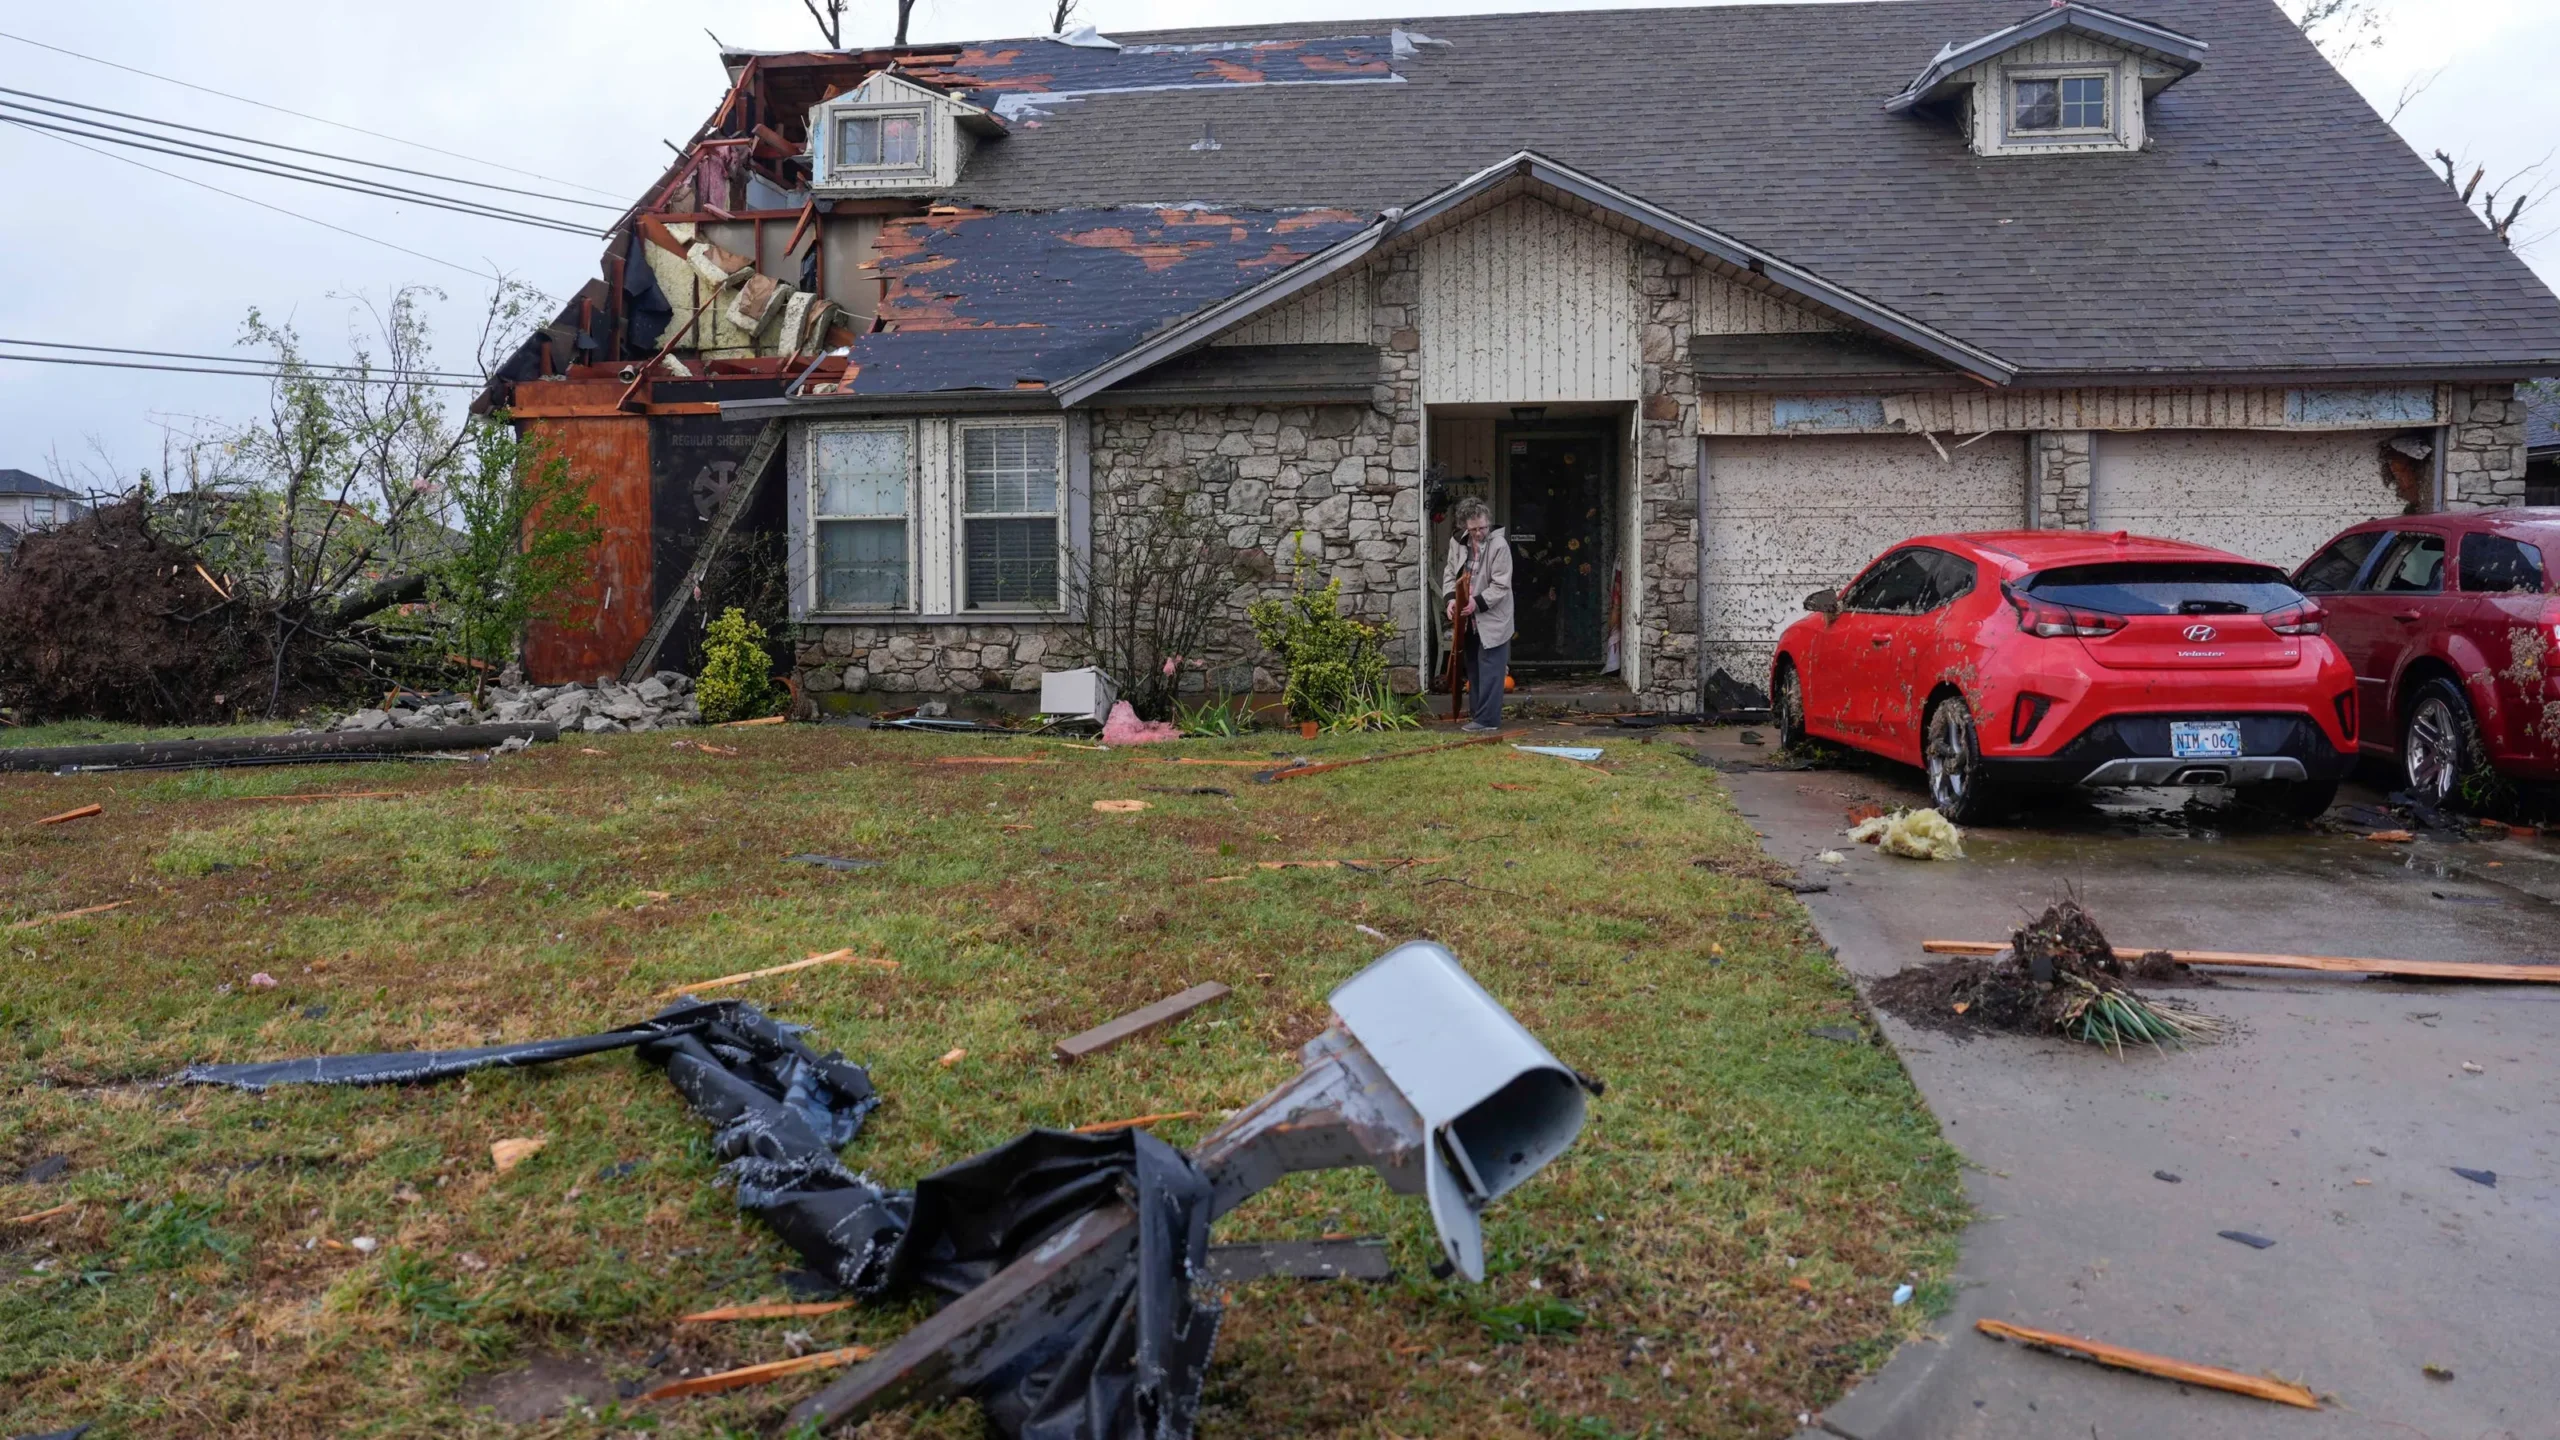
{"left": 328, "top": 673, "right": 700, "bottom": 736}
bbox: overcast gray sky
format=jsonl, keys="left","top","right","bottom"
{"left": 3, "top": 0, "right": 2552, "bottom": 490}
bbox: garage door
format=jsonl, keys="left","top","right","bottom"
{"left": 2090, "top": 430, "right": 2406, "bottom": 570}
{"left": 1700, "top": 434, "right": 2029, "bottom": 687}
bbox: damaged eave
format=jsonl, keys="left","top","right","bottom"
{"left": 719, "top": 388, "right": 1064, "bottom": 420}
{"left": 1885, "top": 2, "right": 2208, "bottom": 114}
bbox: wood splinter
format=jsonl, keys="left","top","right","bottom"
{"left": 1976, "top": 1319, "right": 2319, "bottom": 1409}
{"left": 657, "top": 949, "right": 897, "bottom": 999}
{"left": 641, "top": 1344, "right": 874, "bottom": 1400}
{"left": 679, "top": 1300, "right": 857, "bottom": 1323}
{"left": 34, "top": 804, "right": 103, "bottom": 826}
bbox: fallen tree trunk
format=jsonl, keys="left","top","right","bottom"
{"left": 325, "top": 572, "right": 431, "bottom": 627}
{"left": 0, "top": 723, "right": 559, "bottom": 773}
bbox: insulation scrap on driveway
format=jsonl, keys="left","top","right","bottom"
{"left": 179, "top": 1000, "right": 1220, "bottom": 1439}
{"left": 1848, "top": 807, "right": 1965, "bottom": 860}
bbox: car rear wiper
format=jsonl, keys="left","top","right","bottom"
{"left": 2178, "top": 600, "right": 2252, "bottom": 615}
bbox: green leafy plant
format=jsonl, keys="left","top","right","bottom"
{"left": 1173, "top": 690, "right": 1257, "bottom": 737}
{"left": 429, "top": 422, "right": 601, "bottom": 703}
{"left": 696, "top": 607, "right": 779, "bottom": 723}
{"left": 1246, "top": 547, "right": 1399, "bottom": 727}
{"left": 1325, "top": 677, "right": 1422, "bottom": 734}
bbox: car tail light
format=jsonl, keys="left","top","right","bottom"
{"left": 2010, "top": 692, "right": 2054, "bottom": 745}
{"left": 2334, "top": 691, "right": 2357, "bottom": 743}
{"left": 2266, "top": 599, "right": 2328, "bottom": 636}
{"left": 2002, "top": 583, "right": 2127, "bottom": 639}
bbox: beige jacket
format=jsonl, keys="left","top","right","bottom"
{"left": 1439, "top": 528, "right": 1515, "bottom": 649}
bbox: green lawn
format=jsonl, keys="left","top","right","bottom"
{"left": 0, "top": 718, "right": 302, "bottom": 748}
{"left": 0, "top": 724, "right": 1962, "bottom": 1438}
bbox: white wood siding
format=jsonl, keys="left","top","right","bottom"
{"left": 1694, "top": 271, "right": 1839, "bottom": 335}
{"left": 2090, "top": 430, "right": 2406, "bottom": 569}
{"left": 1700, "top": 435, "right": 2029, "bottom": 681}
{"left": 1960, "top": 32, "right": 2145, "bottom": 157}
{"left": 1697, "top": 387, "right": 2447, "bottom": 436}
{"left": 1213, "top": 271, "right": 1371, "bottom": 346}
{"left": 1419, "top": 197, "right": 1639, "bottom": 405}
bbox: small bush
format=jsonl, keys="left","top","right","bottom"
{"left": 1247, "top": 553, "right": 1398, "bottom": 727}
{"left": 695, "top": 607, "right": 779, "bottom": 723}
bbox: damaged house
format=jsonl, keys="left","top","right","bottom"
{"left": 483, "top": 0, "right": 2560, "bottom": 709}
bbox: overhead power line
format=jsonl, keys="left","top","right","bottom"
{"left": 0, "top": 351, "right": 487, "bottom": 389}
{"left": 0, "top": 110, "right": 605, "bottom": 236}
{"left": 3, "top": 120, "right": 557, "bottom": 300}
{"left": 0, "top": 85, "right": 626, "bottom": 211}
{"left": 0, "top": 338, "right": 487, "bottom": 380}
{"left": 0, "top": 27, "right": 630, "bottom": 201}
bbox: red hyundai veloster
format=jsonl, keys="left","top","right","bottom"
{"left": 1770, "top": 531, "right": 2358, "bottom": 824}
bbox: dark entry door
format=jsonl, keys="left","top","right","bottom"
{"left": 1500, "top": 427, "right": 1613, "bottom": 667}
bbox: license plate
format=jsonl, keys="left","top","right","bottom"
{"left": 2170, "top": 721, "right": 2243, "bottom": 759}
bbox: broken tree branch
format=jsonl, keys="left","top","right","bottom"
{"left": 1976, "top": 1319, "right": 2318, "bottom": 1409}
{"left": 641, "top": 1344, "right": 873, "bottom": 1400}
{"left": 1922, "top": 939, "right": 2560, "bottom": 984}
{"left": 1253, "top": 730, "right": 1515, "bottom": 784}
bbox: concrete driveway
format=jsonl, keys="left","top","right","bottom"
{"left": 1692, "top": 731, "right": 2560, "bottom": 1440}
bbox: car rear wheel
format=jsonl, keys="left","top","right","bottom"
{"left": 1923, "top": 695, "right": 2004, "bottom": 824}
{"left": 2402, "top": 679, "right": 2483, "bottom": 809}
{"left": 1773, "top": 663, "right": 1807, "bottom": 749}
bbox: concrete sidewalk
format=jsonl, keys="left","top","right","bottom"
{"left": 1693, "top": 732, "right": 2560, "bottom": 1440}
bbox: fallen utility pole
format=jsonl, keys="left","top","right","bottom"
{"left": 0, "top": 723, "right": 560, "bottom": 774}
{"left": 1975, "top": 1319, "right": 2319, "bottom": 1409}
{"left": 1253, "top": 730, "right": 1514, "bottom": 784}
{"left": 1923, "top": 939, "right": 2560, "bottom": 985}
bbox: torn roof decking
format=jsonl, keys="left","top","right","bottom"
{"left": 828, "top": 205, "right": 1368, "bottom": 397}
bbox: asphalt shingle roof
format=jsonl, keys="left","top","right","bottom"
{"left": 0, "top": 468, "right": 80, "bottom": 499}
{"left": 935, "top": 0, "right": 2560, "bottom": 378}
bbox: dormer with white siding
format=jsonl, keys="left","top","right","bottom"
{"left": 1886, "top": 2, "right": 2206, "bottom": 158}
{"left": 808, "top": 69, "right": 1005, "bottom": 197}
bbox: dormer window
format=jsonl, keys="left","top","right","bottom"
{"left": 2013, "top": 74, "right": 2108, "bottom": 132}
{"left": 837, "top": 111, "right": 924, "bottom": 172}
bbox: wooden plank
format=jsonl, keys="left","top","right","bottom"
{"left": 1975, "top": 1320, "right": 2319, "bottom": 1410}
{"left": 1922, "top": 939, "right": 2560, "bottom": 984}
{"left": 641, "top": 1344, "right": 872, "bottom": 1400}
{"left": 34, "top": 804, "right": 103, "bottom": 826}
{"left": 656, "top": 949, "right": 896, "bottom": 998}
{"left": 679, "top": 1300, "right": 856, "bottom": 1322}
{"left": 1054, "top": 982, "right": 1231, "bottom": 1062}
{"left": 716, "top": 714, "right": 789, "bottom": 728}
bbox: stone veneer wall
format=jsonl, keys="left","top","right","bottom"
{"left": 2029, "top": 430, "right": 2095, "bottom": 529}
{"left": 1636, "top": 249, "right": 1703, "bottom": 709}
{"left": 794, "top": 253, "right": 1429, "bottom": 705}
{"left": 2445, "top": 383, "right": 2528, "bottom": 509}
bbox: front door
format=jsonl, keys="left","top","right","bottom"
{"left": 1499, "top": 426, "right": 1614, "bottom": 668}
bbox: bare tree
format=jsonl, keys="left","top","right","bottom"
{"left": 2287, "top": 0, "right": 2382, "bottom": 60}
{"left": 2433, "top": 150, "right": 2549, "bottom": 248}
{"left": 801, "top": 0, "right": 848, "bottom": 47}
{"left": 894, "top": 0, "right": 916, "bottom": 45}
{"left": 1051, "top": 0, "right": 1079, "bottom": 35}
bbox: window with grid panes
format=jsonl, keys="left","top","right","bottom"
{"left": 812, "top": 428, "right": 912, "bottom": 610}
{"left": 960, "top": 426, "right": 1061, "bottom": 608}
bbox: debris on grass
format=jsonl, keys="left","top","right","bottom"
{"left": 785, "top": 853, "right": 884, "bottom": 871}
{"left": 490, "top": 1138, "right": 547, "bottom": 1174}
{"left": 1071, "top": 1110, "right": 1206, "bottom": 1134}
{"left": 1975, "top": 1319, "right": 2317, "bottom": 1409}
{"left": 680, "top": 1300, "right": 857, "bottom": 1322}
{"left": 4, "top": 1202, "right": 77, "bottom": 1225}
{"left": 937, "top": 1047, "right": 967, "bottom": 1067}
{"left": 247, "top": 972, "right": 278, "bottom": 989}
{"left": 1092, "top": 799, "right": 1151, "bottom": 813}
{"left": 1253, "top": 731, "right": 1510, "bottom": 783}
{"left": 1847, "top": 807, "right": 1964, "bottom": 860}
{"left": 33, "top": 803, "right": 103, "bottom": 826}
{"left": 1101, "top": 701, "right": 1183, "bottom": 745}
{"left": 1870, "top": 899, "right": 2224, "bottom": 1055}
{"left": 641, "top": 1344, "right": 873, "bottom": 1400}
{"left": 1054, "top": 981, "right": 1231, "bottom": 1062}
{"left": 6, "top": 900, "right": 128, "bottom": 931}
{"left": 1513, "top": 744, "right": 1604, "bottom": 763}
{"left": 656, "top": 948, "right": 896, "bottom": 999}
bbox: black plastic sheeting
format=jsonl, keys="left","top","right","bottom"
{"left": 179, "top": 1002, "right": 1218, "bottom": 1439}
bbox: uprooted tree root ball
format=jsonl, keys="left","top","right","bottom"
{"left": 1870, "top": 899, "right": 2224, "bottom": 1055}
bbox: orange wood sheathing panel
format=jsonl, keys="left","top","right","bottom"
{"left": 523, "top": 414, "right": 652, "bottom": 684}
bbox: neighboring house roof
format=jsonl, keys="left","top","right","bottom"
{"left": 2527, "top": 383, "right": 2558, "bottom": 458}
{"left": 922, "top": 0, "right": 2560, "bottom": 381}
{"left": 0, "top": 468, "right": 81, "bottom": 499}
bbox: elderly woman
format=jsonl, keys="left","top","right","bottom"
{"left": 1439, "top": 496, "right": 1514, "bottom": 732}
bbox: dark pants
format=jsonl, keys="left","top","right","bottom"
{"left": 1468, "top": 634, "right": 1509, "bottom": 728}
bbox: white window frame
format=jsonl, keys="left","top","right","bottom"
{"left": 24, "top": 498, "right": 56, "bottom": 527}
{"left": 826, "top": 106, "right": 932, "bottom": 182}
{"left": 2004, "top": 67, "right": 2115, "bottom": 143}
{"left": 806, "top": 420, "right": 918, "bottom": 614}
{"left": 952, "top": 419, "right": 1068, "bottom": 614}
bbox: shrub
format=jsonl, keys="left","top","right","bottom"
{"left": 1246, "top": 552, "right": 1398, "bottom": 727}
{"left": 695, "top": 607, "right": 779, "bottom": 723}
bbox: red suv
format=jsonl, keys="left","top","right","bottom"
{"left": 2292, "top": 511, "right": 2560, "bottom": 805}
{"left": 1770, "top": 531, "right": 2358, "bottom": 824}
